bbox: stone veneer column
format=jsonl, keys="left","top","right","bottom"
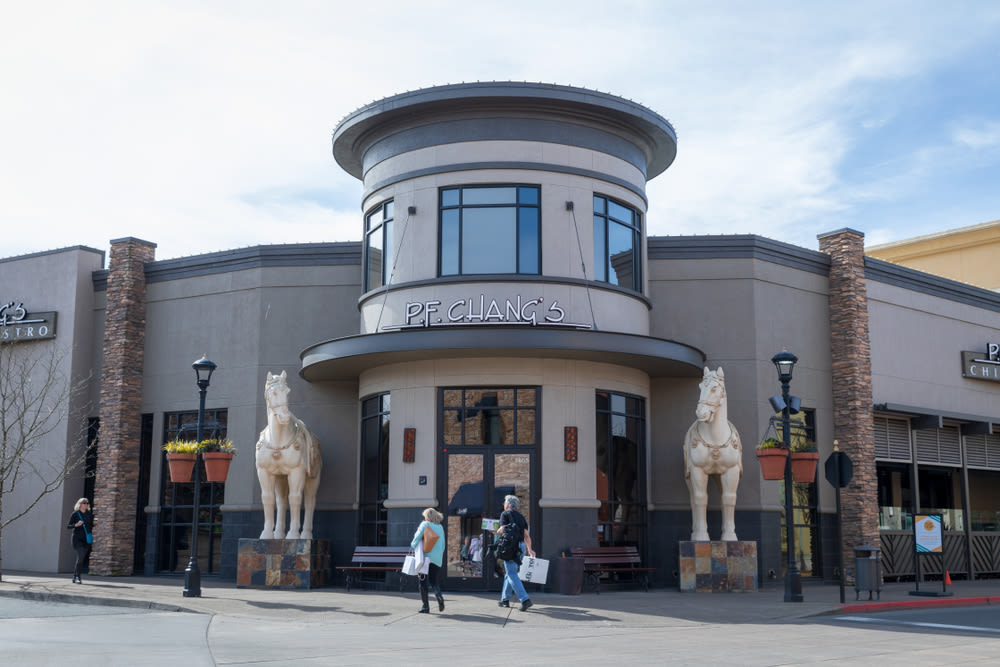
{"left": 91, "top": 237, "right": 156, "bottom": 575}
{"left": 817, "top": 229, "right": 879, "bottom": 578}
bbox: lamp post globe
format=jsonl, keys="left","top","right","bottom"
{"left": 184, "top": 355, "right": 216, "bottom": 598}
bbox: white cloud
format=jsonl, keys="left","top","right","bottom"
{"left": 952, "top": 121, "right": 1000, "bottom": 149}
{"left": 1, "top": 1, "right": 999, "bottom": 259}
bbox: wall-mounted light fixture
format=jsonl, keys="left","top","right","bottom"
{"left": 564, "top": 426, "right": 578, "bottom": 462}
{"left": 403, "top": 427, "right": 416, "bottom": 463}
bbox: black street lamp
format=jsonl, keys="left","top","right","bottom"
{"left": 772, "top": 350, "right": 803, "bottom": 603}
{"left": 184, "top": 354, "right": 216, "bottom": 598}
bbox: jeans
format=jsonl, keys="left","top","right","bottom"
{"left": 501, "top": 545, "right": 529, "bottom": 603}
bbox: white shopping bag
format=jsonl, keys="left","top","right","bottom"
{"left": 402, "top": 549, "right": 429, "bottom": 576}
{"left": 520, "top": 556, "right": 549, "bottom": 584}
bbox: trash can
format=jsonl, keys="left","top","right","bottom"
{"left": 553, "top": 557, "right": 584, "bottom": 595}
{"left": 854, "top": 546, "right": 882, "bottom": 601}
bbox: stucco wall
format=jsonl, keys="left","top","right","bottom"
{"left": 0, "top": 247, "right": 104, "bottom": 572}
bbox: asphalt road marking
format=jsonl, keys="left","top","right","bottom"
{"left": 837, "top": 615, "right": 1000, "bottom": 634}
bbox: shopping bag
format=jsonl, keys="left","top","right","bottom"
{"left": 520, "top": 556, "right": 549, "bottom": 584}
{"left": 402, "top": 549, "right": 430, "bottom": 576}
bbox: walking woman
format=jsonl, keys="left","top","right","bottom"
{"left": 66, "top": 498, "right": 93, "bottom": 584}
{"left": 410, "top": 507, "right": 446, "bottom": 613}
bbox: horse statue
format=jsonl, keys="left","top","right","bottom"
{"left": 255, "top": 370, "right": 323, "bottom": 540}
{"left": 683, "top": 366, "right": 742, "bottom": 542}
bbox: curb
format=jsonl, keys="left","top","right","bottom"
{"left": 840, "top": 595, "right": 1000, "bottom": 614}
{"left": 0, "top": 587, "right": 201, "bottom": 614}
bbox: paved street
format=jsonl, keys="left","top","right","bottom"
{"left": 3, "top": 573, "right": 1000, "bottom": 665}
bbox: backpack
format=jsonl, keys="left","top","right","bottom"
{"left": 494, "top": 511, "right": 524, "bottom": 562}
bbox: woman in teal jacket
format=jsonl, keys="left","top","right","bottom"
{"left": 411, "top": 507, "right": 446, "bottom": 613}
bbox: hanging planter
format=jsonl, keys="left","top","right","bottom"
{"left": 165, "top": 453, "right": 196, "bottom": 483}
{"left": 163, "top": 440, "right": 199, "bottom": 483}
{"left": 199, "top": 439, "right": 236, "bottom": 483}
{"left": 790, "top": 441, "right": 819, "bottom": 483}
{"left": 202, "top": 452, "right": 234, "bottom": 482}
{"left": 756, "top": 441, "right": 788, "bottom": 481}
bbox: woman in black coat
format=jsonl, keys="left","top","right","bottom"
{"left": 66, "top": 498, "right": 93, "bottom": 584}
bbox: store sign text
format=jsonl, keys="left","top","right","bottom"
{"left": 0, "top": 302, "right": 57, "bottom": 342}
{"left": 381, "top": 294, "right": 591, "bottom": 330}
{"left": 961, "top": 343, "right": 1000, "bottom": 382}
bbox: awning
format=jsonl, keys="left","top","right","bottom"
{"left": 301, "top": 326, "right": 704, "bottom": 381}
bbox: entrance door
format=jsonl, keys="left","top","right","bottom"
{"left": 438, "top": 387, "right": 538, "bottom": 590}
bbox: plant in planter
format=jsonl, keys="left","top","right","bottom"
{"left": 163, "top": 440, "right": 199, "bottom": 483}
{"left": 790, "top": 439, "right": 819, "bottom": 483}
{"left": 199, "top": 439, "right": 236, "bottom": 483}
{"left": 756, "top": 437, "right": 788, "bottom": 480}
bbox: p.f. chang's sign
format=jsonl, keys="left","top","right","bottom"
{"left": 961, "top": 343, "right": 1000, "bottom": 383}
{"left": 0, "top": 302, "right": 57, "bottom": 342}
{"left": 381, "top": 294, "right": 592, "bottom": 331}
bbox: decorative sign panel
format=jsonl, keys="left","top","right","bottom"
{"left": 0, "top": 302, "right": 57, "bottom": 342}
{"left": 961, "top": 343, "right": 1000, "bottom": 383}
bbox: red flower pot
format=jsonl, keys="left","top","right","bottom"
{"left": 756, "top": 448, "right": 788, "bottom": 480}
{"left": 790, "top": 451, "right": 819, "bottom": 483}
{"left": 165, "top": 453, "right": 196, "bottom": 483}
{"left": 202, "top": 452, "right": 234, "bottom": 483}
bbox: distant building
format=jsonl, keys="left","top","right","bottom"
{"left": 867, "top": 219, "right": 1000, "bottom": 291}
{"left": 3, "top": 83, "right": 1000, "bottom": 591}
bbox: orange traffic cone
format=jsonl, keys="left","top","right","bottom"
{"left": 944, "top": 570, "right": 952, "bottom": 586}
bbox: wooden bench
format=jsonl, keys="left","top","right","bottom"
{"left": 336, "top": 546, "right": 413, "bottom": 592}
{"left": 569, "top": 546, "right": 656, "bottom": 593}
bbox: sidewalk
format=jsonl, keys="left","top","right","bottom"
{"left": 3, "top": 571, "right": 999, "bottom": 625}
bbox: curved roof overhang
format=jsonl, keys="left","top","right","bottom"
{"left": 332, "top": 82, "right": 678, "bottom": 182}
{"left": 300, "top": 326, "right": 704, "bottom": 382}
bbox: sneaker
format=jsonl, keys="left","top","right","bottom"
{"left": 497, "top": 600, "right": 510, "bottom": 607}
{"left": 520, "top": 599, "right": 533, "bottom": 611}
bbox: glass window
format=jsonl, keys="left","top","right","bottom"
{"left": 593, "top": 194, "right": 641, "bottom": 291}
{"left": 779, "top": 408, "right": 820, "bottom": 577}
{"left": 440, "top": 387, "right": 536, "bottom": 446}
{"left": 595, "top": 390, "right": 646, "bottom": 551}
{"left": 157, "top": 409, "right": 228, "bottom": 574}
{"left": 365, "top": 201, "right": 394, "bottom": 291}
{"left": 439, "top": 185, "right": 541, "bottom": 276}
{"left": 359, "top": 394, "right": 390, "bottom": 546}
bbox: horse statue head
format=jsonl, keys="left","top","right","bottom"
{"left": 695, "top": 366, "right": 726, "bottom": 424}
{"left": 265, "top": 370, "right": 292, "bottom": 425}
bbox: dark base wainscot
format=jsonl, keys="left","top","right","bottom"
{"left": 236, "top": 538, "right": 332, "bottom": 589}
{"left": 678, "top": 540, "right": 758, "bottom": 593}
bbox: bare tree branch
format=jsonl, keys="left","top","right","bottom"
{"left": 0, "top": 339, "right": 94, "bottom": 581}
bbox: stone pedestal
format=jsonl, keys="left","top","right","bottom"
{"left": 237, "top": 538, "right": 331, "bottom": 589}
{"left": 678, "top": 540, "right": 757, "bottom": 593}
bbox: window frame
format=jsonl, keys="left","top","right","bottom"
{"left": 364, "top": 200, "right": 394, "bottom": 292}
{"left": 593, "top": 194, "right": 642, "bottom": 292}
{"left": 594, "top": 390, "right": 647, "bottom": 552}
{"left": 438, "top": 184, "right": 541, "bottom": 277}
{"left": 157, "top": 408, "right": 228, "bottom": 575}
{"left": 359, "top": 393, "right": 391, "bottom": 546}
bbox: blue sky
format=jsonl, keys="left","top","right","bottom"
{"left": 2, "top": 1, "right": 998, "bottom": 261}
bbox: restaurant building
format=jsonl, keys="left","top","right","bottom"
{"left": 2, "top": 82, "right": 999, "bottom": 589}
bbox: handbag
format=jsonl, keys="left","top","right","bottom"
{"left": 422, "top": 525, "right": 440, "bottom": 553}
{"left": 77, "top": 511, "right": 93, "bottom": 545}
